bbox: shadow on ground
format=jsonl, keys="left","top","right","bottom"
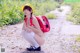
{"left": 22, "top": 51, "right": 44, "bottom": 53}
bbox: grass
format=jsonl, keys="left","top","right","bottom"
{"left": 76, "top": 35, "right": 80, "bottom": 42}
{"left": 46, "top": 13, "right": 57, "bottom": 19}
{"left": 62, "top": 2, "right": 80, "bottom": 24}
{"left": 0, "top": 0, "right": 58, "bottom": 27}
{"left": 0, "top": 0, "right": 24, "bottom": 26}
{"left": 72, "top": 34, "right": 80, "bottom": 53}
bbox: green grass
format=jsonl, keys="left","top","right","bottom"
{"left": 0, "top": 0, "right": 24, "bottom": 26}
{"left": 76, "top": 35, "right": 80, "bottom": 42}
{"left": 63, "top": 2, "right": 80, "bottom": 24}
{"left": 0, "top": 0, "right": 58, "bottom": 27}
{"left": 72, "top": 34, "right": 80, "bottom": 53}
{"left": 46, "top": 13, "right": 57, "bottom": 19}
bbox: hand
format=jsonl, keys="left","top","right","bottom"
{"left": 25, "top": 27, "right": 32, "bottom": 32}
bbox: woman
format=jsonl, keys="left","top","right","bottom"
{"left": 21, "top": 4, "right": 45, "bottom": 51}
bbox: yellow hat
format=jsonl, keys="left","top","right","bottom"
{"left": 21, "top": 3, "right": 34, "bottom": 12}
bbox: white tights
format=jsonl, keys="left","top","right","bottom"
{"left": 22, "top": 30, "right": 40, "bottom": 48}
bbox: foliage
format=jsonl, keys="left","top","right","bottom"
{"left": 0, "top": 0, "right": 58, "bottom": 27}
{"left": 63, "top": 2, "right": 80, "bottom": 24}
{"left": 46, "top": 13, "right": 56, "bottom": 19}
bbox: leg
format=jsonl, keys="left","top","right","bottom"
{"left": 22, "top": 31, "right": 42, "bottom": 51}
{"left": 34, "top": 34, "right": 45, "bottom": 46}
{"left": 21, "top": 30, "right": 44, "bottom": 51}
{"left": 22, "top": 31, "right": 40, "bottom": 47}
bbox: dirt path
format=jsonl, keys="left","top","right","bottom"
{"left": 43, "top": 5, "right": 80, "bottom": 53}
{"left": 0, "top": 5, "right": 80, "bottom": 53}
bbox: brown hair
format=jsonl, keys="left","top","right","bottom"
{"left": 23, "top": 6, "right": 33, "bottom": 18}
{"left": 23, "top": 6, "right": 32, "bottom": 12}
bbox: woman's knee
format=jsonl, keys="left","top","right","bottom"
{"left": 34, "top": 34, "right": 45, "bottom": 45}
{"left": 36, "top": 32, "right": 44, "bottom": 37}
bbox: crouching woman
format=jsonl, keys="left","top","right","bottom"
{"left": 21, "top": 4, "right": 45, "bottom": 51}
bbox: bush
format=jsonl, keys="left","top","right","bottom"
{"left": 0, "top": 0, "right": 24, "bottom": 26}
{"left": 63, "top": 2, "right": 80, "bottom": 24}
{"left": 76, "top": 35, "right": 80, "bottom": 42}
{"left": 72, "top": 35, "right": 80, "bottom": 53}
{"left": 46, "top": 13, "right": 56, "bottom": 19}
{"left": 32, "top": 1, "right": 58, "bottom": 16}
{"left": 0, "top": 0, "right": 58, "bottom": 27}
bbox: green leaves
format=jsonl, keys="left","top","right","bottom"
{"left": 46, "top": 13, "right": 57, "bottom": 19}
{"left": 0, "top": 0, "right": 23, "bottom": 26}
{"left": 67, "top": 3, "right": 80, "bottom": 24}
{"left": 33, "top": 1, "right": 58, "bottom": 16}
{"left": 0, "top": 0, "right": 58, "bottom": 27}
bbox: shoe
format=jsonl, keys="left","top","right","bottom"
{"left": 27, "top": 46, "right": 33, "bottom": 51}
{"left": 27, "top": 46, "right": 41, "bottom": 51}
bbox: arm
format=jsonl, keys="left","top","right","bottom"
{"left": 22, "top": 22, "right": 32, "bottom": 32}
{"left": 27, "top": 16, "right": 44, "bottom": 36}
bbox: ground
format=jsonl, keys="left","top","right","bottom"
{"left": 0, "top": 5, "right": 80, "bottom": 53}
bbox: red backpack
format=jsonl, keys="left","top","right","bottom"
{"left": 24, "top": 16, "right": 50, "bottom": 33}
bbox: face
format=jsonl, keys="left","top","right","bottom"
{"left": 23, "top": 9, "right": 32, "bottom": 16}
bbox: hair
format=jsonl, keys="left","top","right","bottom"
{"left": 23, "top": 6, "right": 33, "bottom": 18}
